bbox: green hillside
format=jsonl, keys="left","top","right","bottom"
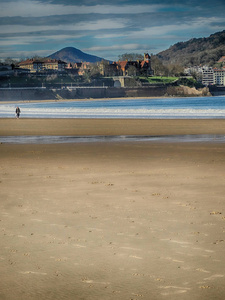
{"left": 157, "top": 30, "right": 225, "bottom": 67}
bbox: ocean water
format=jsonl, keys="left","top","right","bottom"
{"left": 0, "top": 96, "right": 225, "bottom": 119}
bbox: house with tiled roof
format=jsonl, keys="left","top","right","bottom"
{"left": 64, "top": 62, "right": 93, "bottom": 76}
{"left": 18, "top": 58, "right": 67, "bottom": 72}
{"left": 100, "top": 53, "right": 153, "bottom": 77}
{"left": 217, "top": 56, "right": 225, "bottom": 70}
{"left": 218, "top": 56, "right": 225, "bottom": 64}
{"left": 77, "top": 62, "right": 91, "bottom": 75}
{"left": 18, "top": 59, "right": 35, "bottom": 71}
{"left": 115, "top": 53, "right": 152, "bottom": 76}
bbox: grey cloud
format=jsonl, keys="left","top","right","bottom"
{"left": 1, "top": 0, "right": 224, "bottom": 29}
{"left": 0, "top": 0, "right": 19, "bottom": 2}
{"left": 38, "top": 0, "right": 225, "bottom": 5}
{"left": 210, "top": 21, "right": 225, "bottom": 27}
{"left": 0, "top": 10, "right": 210, "bottom": 28}
{"left": 0, "top": 14, "right": 100, "bottom": 26}
{"left": 0, "top": 30, "right": 80, "bottom": 38}
{"left": 0, "top": 28, "right": 130, "bottom": 38}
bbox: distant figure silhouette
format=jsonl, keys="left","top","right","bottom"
{"left": 15, "top": 107, "right": 21, "bottom": 118}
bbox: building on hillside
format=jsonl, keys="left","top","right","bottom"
{"left": 116, "top": 53, "right": 153, "bottom": 76}
{"left": 184, "top": 65, "right": 207, "bottom": 75}
{"left": 202, "top": 66, "right": 225, "bottom": 86}
{"left": 66, "top": 63, "right": 73, "bottom": 69}
{"left": 66, "top": 62, "right": 82, "bottom": 70}
{"left": 77, "top": 62, "right": 91, "bottom": 76}
{"left": 18, "top": 58, "right": 67, "bottom": 72}
{"left": 18, "top": 59, "right": 35, "bottom": 71}
{"left": 65, "top": 62, "right": 92, "bottom": 75}
{"left": 217, "top": 56, "right": 225, "bottom": 65}
{"left": 99, "top": 53, "right": 153, "bottom": 77}
{"left": 65, "top": 62, "right": 76, "bottom": 74}
{"left": 213, "top": 68, "right": 225, "bottom": 86}
{"left": 74, "top": 62, "right": 83, "bottom": 69}
{"left": 202, "top": 67, "right": 214, "bottom": 85}
{"left": 141, "top": 53, "right": 153, "bottom": 75}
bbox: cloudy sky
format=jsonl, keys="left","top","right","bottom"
{"left": 0, "top": 0, "right": 224, "bottom": 61}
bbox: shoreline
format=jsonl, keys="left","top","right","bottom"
{"left": 0, "top": 96, "right": 174, "bottom": 104}
{"left": 0, "top": 92, "right": 219, "bottom": 104}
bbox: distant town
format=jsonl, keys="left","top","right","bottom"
{"left": 0, "top": 47, "right": 224, "bottom": 104}
{"left": 0, "top": 53, "right": 153, "bottom": 86}
{"left": 1, "top": 53, "right": 225, "bottom": 88}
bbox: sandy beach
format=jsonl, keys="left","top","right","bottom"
{"left": 1, "top": 119, "right": 225, "bottom": 300}
{"left": 1, "top": 118, "right": 225, "bottom": 136}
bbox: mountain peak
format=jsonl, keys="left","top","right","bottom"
{"left": 48, "top": 47, "right": 105, "bottom": 63}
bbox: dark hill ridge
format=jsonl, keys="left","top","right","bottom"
{"left": 157, "top": 30, "right": 225, "bottom": 67}
{"left": 48, "top": 47, "right": 105, "bottom": 63}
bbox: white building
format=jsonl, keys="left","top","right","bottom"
{"left": 202, "top": 68, "right": 214, "bottom": 85}
{"left": 214, "top": 68, "right": 225, "bottom": 86}
{"left": 184, "top": 66, "right": 205, "bottom": 75}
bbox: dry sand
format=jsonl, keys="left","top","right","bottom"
{"left": 0, "top": 119, "right": 225, "bottom": 300}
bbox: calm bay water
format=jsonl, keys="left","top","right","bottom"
{"left": 0, "top": 96, "right": 225, "bottom": 119}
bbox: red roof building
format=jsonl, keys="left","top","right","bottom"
{"left": 117, "top": 53, "right": 153, "bottom": 76}
{"left": 218, "top": 56, "right": 225, "bottom": 63}
{"left": 18, "top": 58, "right": 67, "bottom": 72}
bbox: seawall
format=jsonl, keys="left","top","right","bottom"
{"left": 0, "top": 85, "right": 211, "bottom": 102}
{"left": 0, "top": 86, "right": 167, "bottom": 101}
{"left": 209, "top": 86, "right": 225, "bottom": 96}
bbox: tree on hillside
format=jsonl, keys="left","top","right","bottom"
{"left": 167, "top": 64, "right": 184, "bottom": 77}
{"left": 3, "top": 57, "right": 18, "bottom": 67}
{"left": 118, "top": 53, "right": 144, "bottom": 61}
{"left": 83, "top": 63, "right": 101, "bottom": 83}
{"left": 157, "top": 30, "right": 225, "bottom": 67}
{"left": 99, "top": 60, "right": 118, "bottom": 76}
{"left": 150, "top": 55, "right": 184, "bottom": 76}
{"left": 127, "top": 65, "right": 137, "bottom": 76}
{"left": 151, "top": 55, "right": 168, "bottom": 76}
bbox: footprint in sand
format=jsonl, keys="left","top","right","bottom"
{"left": 129, "top": 255, "right": 143, "bottom": 259}
{"left": 19, "top": 271, "right": 47, "bottom": 275}
{"left": 160, "top": 286, "right": 190, "bottom": 296}
{"left": 204, "top": 274, "right": 224, "bottom": 281}
{"left": 9, "top": 249, "right": 18, "bottom": 253}
{"left": 131, "top": 293, "right": 143, "bottom": 298}
{"left": 213, "top": 240, "right": 224, "bottom": 244}
{"left": 196, "top": 268, "right": 210, "bottom": 273}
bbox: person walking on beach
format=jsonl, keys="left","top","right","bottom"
{"left": 15, "top": 107, "right": 21, "bottom": 118}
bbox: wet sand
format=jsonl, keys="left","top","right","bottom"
{"left": 0, "top": 119, "right": 225, "bottom": 299}
{"left": 1, "top": 118, "right": 225, "bottom": 136}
